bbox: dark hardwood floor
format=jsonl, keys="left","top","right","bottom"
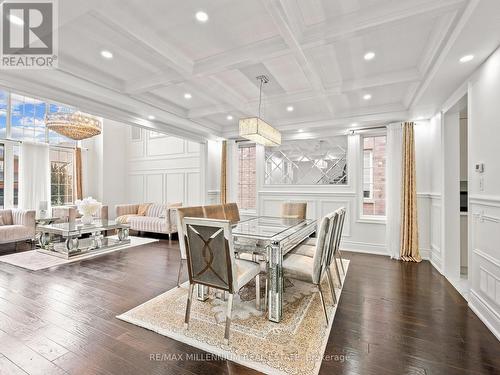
{"left": 0, "top": 239, "right": 499, "bottom": 375}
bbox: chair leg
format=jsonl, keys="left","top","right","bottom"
{"left": 326, "top": 268, "right": 337, "bottom": 305}
{"left": 255, "top": 274, "right": 260, "bottom": 310}
{"left": 168, "top": 233, "right": 172, "bottom": 241}
{"left": 177, "top": 259, "right": 184, "bottom": 287}
{"left": 184, "top": 283, "right": 195, "bottom": 328}
{"left": 338, "top": 251, "right": 346, "bottom": 275}
{"left": 333, "top": 253, "right": 342, "bottom": 287}
{"left": 317, "top": 283, "right": 329, "bottom": 326}
{"left": 224, "top": 293, "right": 234, "bottom": 344}
{"left": 264, "top": 276, "right": 268, "bottom": 312}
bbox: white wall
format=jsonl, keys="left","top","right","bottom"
{"left": 126, "top": 128, "right": 203, "bottom": 209}
{"left": 466, "top": 46, "right": 500, "bottom": 340}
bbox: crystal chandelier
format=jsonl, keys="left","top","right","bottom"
{"left": 46, "top": 111, "right": 102, "bottom": 140}
{"left": 239, "top": 75, "right": 281, "bottom": 146}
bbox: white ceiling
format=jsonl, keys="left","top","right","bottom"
{"left": 0, "top": 0, "right": 499, "bottom": 141}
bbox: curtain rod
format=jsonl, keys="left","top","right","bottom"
{"left": 0, "top": 138, "right": 88, "bottom": 151}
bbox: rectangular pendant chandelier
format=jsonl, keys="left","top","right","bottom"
{"left": 239, "top": 117, "right": 281, "bottom": 147}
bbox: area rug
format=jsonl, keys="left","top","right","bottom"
{"left": 0, "top": 236, "right": 158, "bottom": 271}
{"left": 117, "top": 259, "right": 349, "bottom": 375}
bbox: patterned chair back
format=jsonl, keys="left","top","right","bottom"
{"left": 184, "top": 217, "right": 236, "bottom": 293}
{"left": 281, "top": 202, "right": 307, "bottom": 220}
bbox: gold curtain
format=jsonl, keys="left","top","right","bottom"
{"left": 75, "top": 147, "right": 83, "bottom": 200}
{"left": 400, "top": 122, "right": 421, "bottom": 262}
{"left": 220, "top": 140, "right": 227, "bottom": 204}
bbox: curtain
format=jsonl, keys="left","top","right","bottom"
{"left": 220, "top": 140, "right": 227, "bottom": 204}
{"left": 386, "top": 123, "right": 403, "bottom": 259}
{"left": 19, "top": 142, "right": 51, "bottom": 212}
{"left": 75, "top": 147, "right": 83, "bottom": 200}
{"left": 400, "top": 122, "right": 421, "bottom": 262}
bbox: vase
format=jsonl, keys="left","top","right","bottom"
{"left": 81, "top": 214, "right": 94, "bottom": 225}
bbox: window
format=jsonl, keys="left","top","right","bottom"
{"left": 238, "top": 144, "right": 256, "bottom": 211}
{"left": 13, "top": 145, "right": 19, "bottom": 207}
{"left": 10, "top": 94, "right": 47, "bottom": 142}
{"left": 362, "top": 135, "right": 386, "bottom": 216}
{"left": 0, "top": 91, "right": 7, "bottom": 139}
{"left": 50, "top": 149, "right": 75, "bottom": 206}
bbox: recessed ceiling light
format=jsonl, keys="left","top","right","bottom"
{"left": 297, "top": 129, "right": 304, "bottom": 133}
{"left": 148, "top": 115, "right": 155, "bottom": 120}
{"left": 8, "top": 14, "right": 24, "bottom": 26}
{"left": 226, "top": 115, "right": 233, "bottom": 120}
{"left": 459, "top": 55, "right": 474, "bottom": 63}
{"left": 195, "top": 11, "right": 209, "bottom": 23}
{"left": 416, "top": 116, "right": 424, "bottom": 121}
{"left": 364, "top": 52, "right": 375, "bottom": 61}
{"left": 363, "top": 94, "right": 372, "bottom": 100}
{"left": 286, "top": 105, "right": 294, "bottom": 112}
{"left": 184, "top": 93, "right": 192, "bottom": 99}
{"left": 100, "top": 50, "right": 113, "bottom": 59}
{"left": 351, "top": 123, "right": 358, "bottom": 127}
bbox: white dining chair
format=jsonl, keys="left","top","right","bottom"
{"left": 282, "top": 215, "right": 332, "bottom": 325}
{"left": 183, "top": 217, "right": 261, "bottom": 344}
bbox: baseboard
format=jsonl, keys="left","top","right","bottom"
{"left": 420, "top": 248, "right": 430, "bottom": 260}
{"left": 341, "top": 240, "right": 388, "bottom": 256}
{"left": 469, "top": 290, "right": 500, "bottom": 341}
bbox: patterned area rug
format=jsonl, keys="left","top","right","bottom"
{"left": 117, "top": 259, "right": 349, "bottom": 375}
{"left": 0, "top": 236, "right": 158, "bottom": 271}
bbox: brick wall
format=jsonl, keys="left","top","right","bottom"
{"left": 363, "top": 136, "right": 386, "bottom": 216}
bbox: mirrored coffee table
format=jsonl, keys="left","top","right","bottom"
{"left": 37, "top": 219, "right": 130, "bottom": 259}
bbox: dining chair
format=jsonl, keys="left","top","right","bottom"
{"left": 288, "top": 212, "right": 341, "bottom": 305}
{"left": 282, "top": 214, "right": 332, "bottom": 325}
{"left": 202, "top": 204, "right": 226, "bottom": 220}
{"left": 332, "top": 208, "right": 346, "bottom": 277}
{"left": 183, "top": 217, "right": 261, "bottom": 344}
{"left": 176, "top": 206, "right": 205, "bottom": 287}
{"left": 281, "top": 202, "right": 307, "bottom": 220}
{"left": 223, "top": 203, "right": 240, "bottom": 224}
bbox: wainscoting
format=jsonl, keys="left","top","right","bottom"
{"left": 126, "top": 130, "right": 202, "bottom": 206}
{"left": 469, "top": 195, "right": 500, "bottom": 340}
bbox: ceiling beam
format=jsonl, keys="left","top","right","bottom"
{"left": 301, "top": 0, "right": 466, "bottom": 47}
{"left": 408, "top": 0, "right": 480, "bottom": 109}
{"left": 261, "top": 0, "right": 335, "bottom": 114}
{"left": 188, "top": 68, "right": 421, "bottom": 118}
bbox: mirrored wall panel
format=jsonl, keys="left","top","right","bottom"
{"left": 265, "top": 136, "right": 348, "bottom": 185}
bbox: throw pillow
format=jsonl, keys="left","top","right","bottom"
{"left": 137, "top": 203, "right": 151, "bottom": 216}
{"left": 0, "top": 216, "right": 4, "bottom": 226}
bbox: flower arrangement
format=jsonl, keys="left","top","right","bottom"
{"left": 75, "top": 196, "right": 102, "bottom": 224}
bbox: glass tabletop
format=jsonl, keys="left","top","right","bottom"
{"left": 37, "top": 219, "right": 128, "bottom": 235}
{"left": 232, "top": 216, "right": 316, "bottom": 240}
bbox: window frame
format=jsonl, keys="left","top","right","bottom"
{"left": 359, "top": 131, "right": 387, "bottom": 223}
{"left": 50, "top": 146, "right": 76, "bottom": 206}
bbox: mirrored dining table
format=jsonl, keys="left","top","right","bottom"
{"left": 196, "top": 216, "right": 317, "bottom": 323}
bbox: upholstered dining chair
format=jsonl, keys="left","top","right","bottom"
{"left": 282, "top": 214, "right": 332, "bottom": 325}
{"left": 202, "top": 204, "right": 226, "bottom": 219}
{"left": 333, "top": 208, "right": 347, "bottom": 276}
{"left": 176, "top": 206, "right": 205, "bottom": 287}
{"left": 287, "top": 212, "right": 341, "bottom": 305}
{"left": 281, "top": 202, "right": 307, "bottom": 220}
{"left": 183, "top": 217, "right": 261, "bottom": 344}
{"left": 223, "top": 203, "right": 240, "bottom": 224}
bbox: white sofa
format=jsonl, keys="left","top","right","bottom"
{"left": 115, "top": 202, "right": 182, "bottom": 238}
{"left": 0, "top": 209, "right": 36, "bottom": 245}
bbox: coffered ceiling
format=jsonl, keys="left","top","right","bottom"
{"left": 0, "top": 0, "right": 499, "bottom": 141}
